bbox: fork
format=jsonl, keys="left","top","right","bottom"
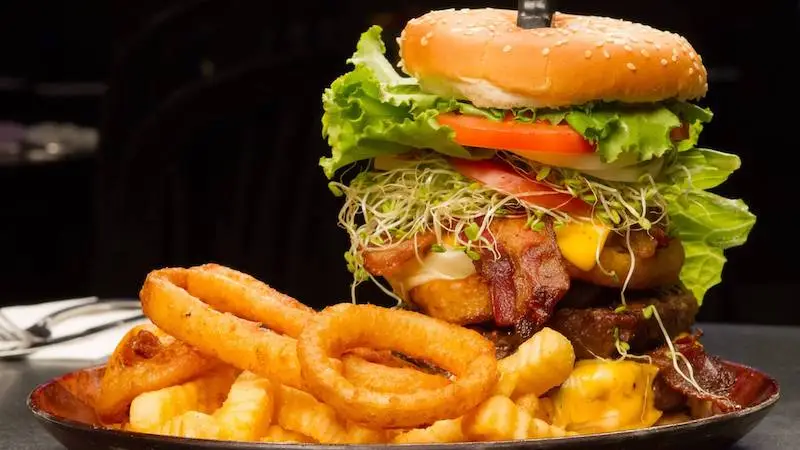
{"left": 0, "top": 298, "right": 144, "bottom": 355}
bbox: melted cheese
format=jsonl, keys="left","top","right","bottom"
{"left": 391, "top": 222, "right": 610, "bottom": 292}
{"left": 555, "top": 222, "right": 611, "bottom": 271}
{"left": 551, "top": 359, "right": 663, "bottom": 434}
{"left": 390, "top": 243, "right": 477, "bottom": 295}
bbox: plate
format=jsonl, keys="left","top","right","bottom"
{"left": 29, "top": 362, "right": 779, "bottom": 450}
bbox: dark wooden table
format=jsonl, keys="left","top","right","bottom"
{"left": 2, "top": 323, "right": 798, "bottom": 449}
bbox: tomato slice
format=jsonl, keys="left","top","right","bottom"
{"left": 436, "top": 113, "right": 595, "bottom": 155}
{"left": 450, "top": 158, "right": 592, "bottom": 217}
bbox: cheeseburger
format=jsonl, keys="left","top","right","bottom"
{"left": 320, "top": 9, "right": 755, "bottom": 360}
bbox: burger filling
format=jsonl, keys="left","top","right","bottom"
{"left": 321, "top": 27, "right": 755, "bottom": 357}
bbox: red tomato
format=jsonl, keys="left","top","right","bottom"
{"left": 436, "top": 113, "right": 595, "bottom": 156}
{"left": 450, "top": 158, "right": 592, "bottom": 217}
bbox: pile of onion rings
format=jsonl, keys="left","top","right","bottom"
{"left": 132, "top": 264, "right": 499, "bottom": 429}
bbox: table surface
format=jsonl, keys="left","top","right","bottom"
{"left": 1, "top": 322, "right": 798, "bottom": 449}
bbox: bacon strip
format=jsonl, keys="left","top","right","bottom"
{"left": 362, "top": 233, "right": 436, "bottom": 276}
{"left": 649, "top": 333, "right": 775, "bottom": 418}
{"left": 476, "top": 219, "right": 570, "bottom": 338}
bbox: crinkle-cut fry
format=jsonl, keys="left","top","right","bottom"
{"left": 214, "top": 371, "right": 274, "bottom": 441}
{"left": 391, "top": 418, "right": 465, "bottom": 444}
{"left": 514, "top": 393, "right": 555, "bottom": 424}
{"left": 158, "top": 411, "right": 221, "bottom": 440}
{"left": 462, "top": 395, "right": 575, "bottom": 441}
{"left": 495, "top": 327, "right": 575, "bottom": 398}
{"left": 341, "top": 354, "right": 451, "bottom": 394}
{"left": 275, "top": 384, "right": 387, "bottom": 444}
{"left": 96, "top": 323, "right": 221, "bottom": 423}
{"left": 259, "top": 425, "right": 316, "bottom": 443}
{"left": 188, "top": 264, "right": 315, "bottom": 338}
{"left": 139, "top": 268, "right": 304, "bottom": 388}
{"left": 128, "top": 365, "right": 238, "bottom": 433}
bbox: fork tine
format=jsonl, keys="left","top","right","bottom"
{"left": 0, "top": 310, "right": 28, "bottom": 343}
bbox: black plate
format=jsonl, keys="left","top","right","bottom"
{"left": 29, "top": 363, "right": 780, "bottom": 450}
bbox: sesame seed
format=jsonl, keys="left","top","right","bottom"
{"left": 451, "top": 28, "right": 463, "bottom": 33}
{"left": 542, "top": 47, "right": 551, "bottom": 56}
{"left": 606, "top": 37, "right": 615, "bottom": 43}
{"left": 420, "top": 36, "right": 429, "bottom": 46}
{"left": 672, "top": 48, "right": 679, "bottom": 56}
{"left": 672, "top": 54, "right": 679, "bottom": 62}
{"left": 698, "top": 74, "right": 703, "bottom": 83}
{"left": 689, "top": 67, "right": 695, "bottom": 75}
{"left": 641, "top": 49, "right": 650, "bottom": 57}
{"left": 425, "top": 31, "right": 434, "bottom": 39}
{"left": 603, "top": 49, "right": 611, "bottom": 59}
{"left": 596, "top": 40, "right": 605, "bottom": 47}
{"left": 585, "top": 50, "right": 593, "bottom": 58}
{"left": 555, "top": 39, "right": 568, "bottom": 47}
{"left": 502, "top": 44, "right": 512, "bottom": 53}
{"left": 644, "top": 37, "right": 654, "bottom": 44}
{"left": 627, "top": 62, "right": 637, "bottom": 71}
{"left": 694, "top": 62, "right": 701, "bottom": 70}
{"left": 689, "top": 51, "right": 696, "bottom": 59}
{"left": 624, "top": 45, "right": 633, "bottom": 52}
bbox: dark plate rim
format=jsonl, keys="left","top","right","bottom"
{"left": 27, "top": 362, "right": 781, "bottom": 449}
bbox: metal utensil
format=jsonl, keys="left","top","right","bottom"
{"left": 0, "top": 298, "right": 143, "bottom": 356}
{"left": 517, "top": 0, "right": 552, "bottom": 29}
{"left": 0, "top": 312, "right": 145, "bottom": 359}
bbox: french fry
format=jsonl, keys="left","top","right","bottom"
{"left": 462, "top": 395, "right": 574, "bottom": 441}
{"left": 158, "top": 411, "right": 221, "bottom": 439}
{"left": 391, "top": 418, "right": 465, "bottom": 444}
{"left": 495, "top": 327, "right": 575, "bottom": 398}
{"left": 214, "top": 371, "right": 274, "bottom": 441}
{"left": 514, "top": 393, "right": 555, "bottom": 423}
{"left": 127, "top": 365, "right": 238, "bottom": 433}
{"left": 259, "top": 425, "right": 316, "bottom": 443}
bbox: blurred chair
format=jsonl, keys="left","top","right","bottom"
{"left": 91, "top": 0, "right": 373, "bottom": 308}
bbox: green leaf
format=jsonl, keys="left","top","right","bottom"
{"left": 668, "top": 101, "right": 713, "bottom": 151}
{"left": 320, "top": 26, "right": 477, "bottom": 178}
{"left": 664, "top": 189, "right": 756, "bottom": 303}
{"left": 668, "top": 148, "right": 742, "bottom": 190}
{"left": 565, "top": 107, "right": 681, "bottom": 163}
{"left": 464, "top": 222, "right": 480, "bottom": 241}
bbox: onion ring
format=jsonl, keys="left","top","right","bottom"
{"left": 341, "top": 354, "right": 451, "bottom": 394}
{"left": 187, "top": 263, "right": 315, "bottom": 338}
{"left": 139, "top": 268, "right": 304, "bottom": 388}
{"left": 297, "top": 303, "right": 499, "bottom": 428}
{"left": 95, "top": 323, "right": 220, "bottom": 423}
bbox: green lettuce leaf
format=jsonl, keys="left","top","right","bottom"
{"left": 663, "top": 188, "right": 755, "bottom": 304}
{"left": 321, "top": 26, "right": 476, "bottom": 178}
{"left": 667, "top": 148, "right": 742, "bottom": 190}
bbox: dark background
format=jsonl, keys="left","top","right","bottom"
{"left": 0, "top": 0, "right": 797, "bottom": 324}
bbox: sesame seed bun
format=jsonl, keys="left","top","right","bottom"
{"left": 399, "top": 8, "right": 708, "bottom": 109}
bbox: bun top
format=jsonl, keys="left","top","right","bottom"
{"left": 399, "top": 8, "right": 708, "bottom": 109}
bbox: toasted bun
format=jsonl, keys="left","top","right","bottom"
{"left": 399, "top": 8, "right": 708, "bottom": 108}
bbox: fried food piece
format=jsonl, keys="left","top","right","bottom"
{"left": 341, "top": 353, "right": 451, "bottom": 394}
{"left": 494, "top": 327, "right": 575, "bottom": 398}
{"left": 214, "top": 371, "right": 274, "bottom": 441}
{"left": 566, "top": 235, "right": 684, "bottom": 289}
{"left": 259, "top": 425, "right": 315, "bottom": 443}
{"left": 514, "top": 393, "right": 555, "bottom": 423}
{"left": 96, "top": 323, "right": 222, "bottom": 423}
{"left": 275, "top": 384, "right": 387, "bottom": 444}
{"left": 462, "top": 396, "right": 574, "bottom": 441}
{"left": 127, "top": 365, "right": 238, "bottom": 433}
{"left": 139, "top": 268, "right": 305, "bottom": 389}
{"left": 391, "top": 418, "right": 465, "bottom": 444}
{"left": 297, "top": 303, "right": 498, "bottom": 428}
{"left": 158, "top": 411, "right": 221, "bottom": 439}
{"left": 406, "top": 274, "right": 493, "bottom": 325}
{"left": 187, "top": 264, "right": 315, "bottom": 338}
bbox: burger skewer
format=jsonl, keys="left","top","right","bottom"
{"left": 517, "top": 0, "right": 552, "bottom": 29}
